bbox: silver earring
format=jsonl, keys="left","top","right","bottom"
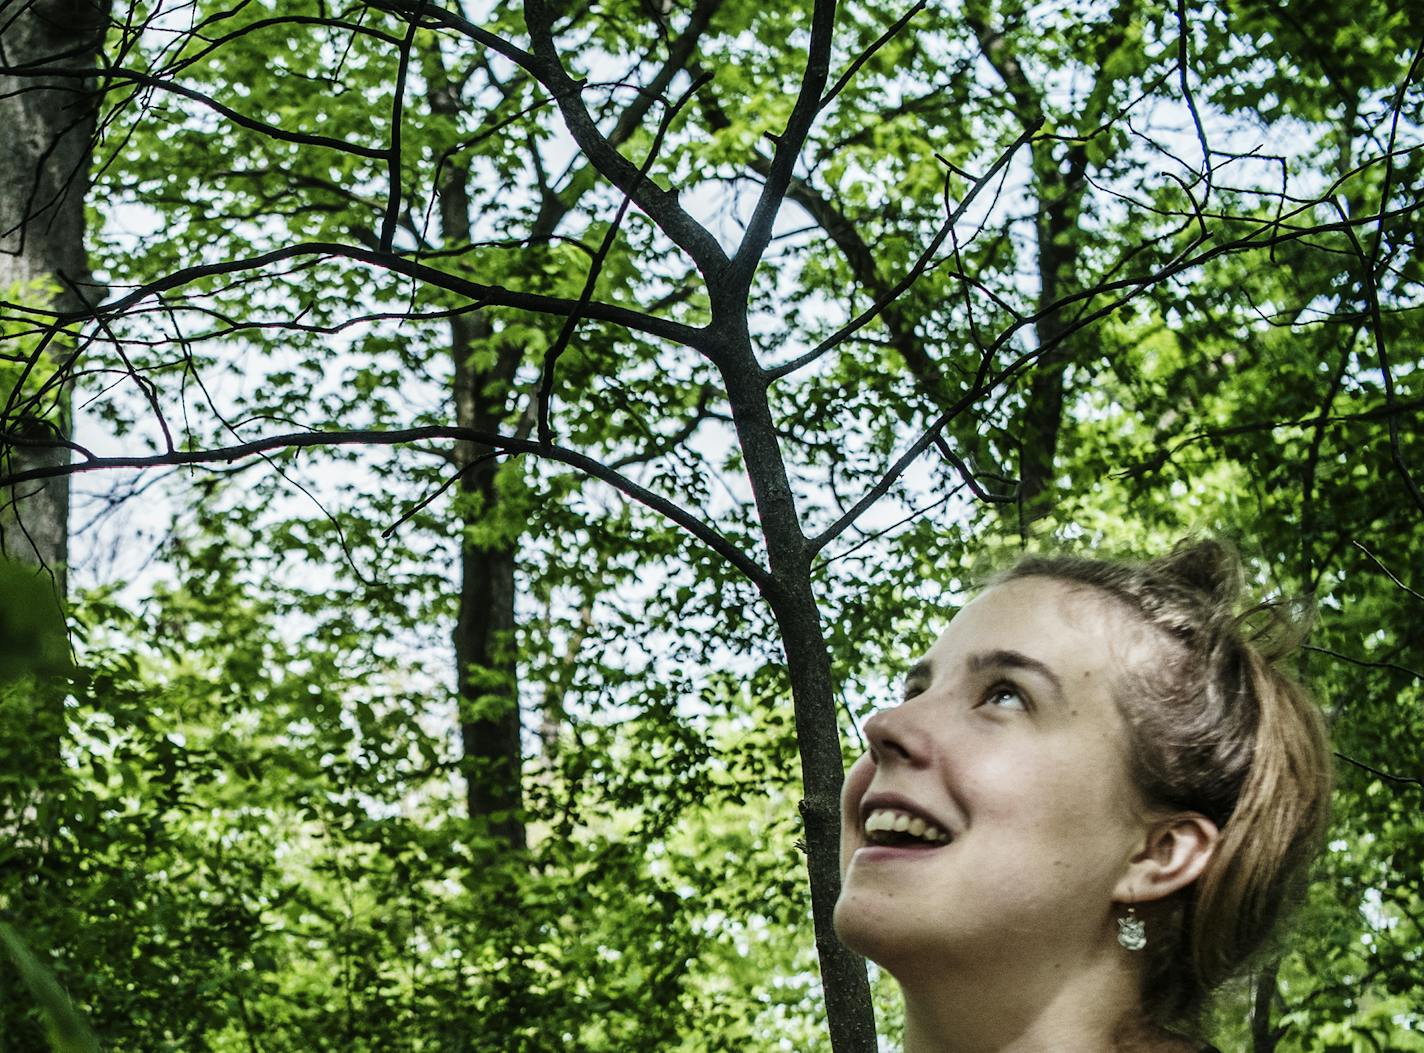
{"left": 1117, "top": 905, "right": 1147, "bottom": 950}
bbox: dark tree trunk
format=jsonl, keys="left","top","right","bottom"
{"left": 1017, "top": 145, "right": 1087, "bottom": 536}
{"left": 0, "top": 0, "right": 108, "bottom": 594}
{"left": 970, "top": 17, "right": 1110, "bottom": 540}
{"left": 429, "top": 94, "right": 526, "bottom": 845}
{"left": 717, "top": 329, "right": 877, "bottom": 1053}
{"left": 1251, "top": 961, "right": 1281, "bottom": 1053}
{"left": 451, "top": 314, "right": 525, "bottom": 849}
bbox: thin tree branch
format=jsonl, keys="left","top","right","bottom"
{"left": 768, "top": 120, "right": 1041, "bottom": 381}
{"left": 1334, "top": 197, "right": 1424, "bottom": 514}
{"left": 818, "top": 0, "right": 928, "bottom": 115}
{"left": 2, "top": 64, "right": 389, "bottom": 159}
{"left": 1367, "top": 33, "right": 1424, "bottom": 273}
{"left": 0, "top": 425, "right": 770, "bottom": 587}
{"left": 1334, "top": 752, "right": 1424, "bottom": 791}
{"left": 1351, "top": 540, "right": 1424, "bottom": 605}
{"left": 1174, "top": 0, "right": 1212, "bottom": 201}
{"left": 33, "top": 241, "right": 708, "bottom": 350}
{"left": 365, "top": 0, "right": 541, "bottom": 76}
{"left": 536, "top": 69, "right": 712, "bottom": 443}
{"left": 932, "top": 434, "right": 1016, "bottom": 504}
{"left": 1117, "top": 395, "right": 1424, "bottom": 477}
{"left": 729, "top": 0, "right": 839, "bottom": 291}
{"left": 520, "top": 0, "right": 729, "bottom": 278}
{"left": 380, "top": 2, "right": 425, "bottom": 252}
{"left": 1303, "top": 644, "right": 1423, "bottom": 682}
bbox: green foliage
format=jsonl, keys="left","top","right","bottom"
{"left": 3, "top": 0, "right": 1423, "bottom": 1049}
{"left": 0, "top": 561, "right": 70, "bottom": 681}
{"left": 0, "top": 923, "right": 99, "bottom": 1053}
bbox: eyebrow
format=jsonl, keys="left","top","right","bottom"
{"left": 904, "top": 660, "right": 933, "bottom": 686}
{"left": 967, "top": 649, "right": 1065, "bottom": 702}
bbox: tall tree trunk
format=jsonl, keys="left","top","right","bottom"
{"left": 451, "top": 315, "right": 525, "bottom": 849}
{"left": 428, "top": 78, "right": 526, "bottom": 844}
{"left": 0, "top": 0, "right": 108, "bottom": 595}
{"left": 970, "top": 15, "right": 1112, "bottom": 539}
{"left": 426, "top": 0, "right": 719, "bottom": 847}
{"left": 1251, "top": 960, "right": 1280, "bottom": 1053}
{"left": 718, "top": 330, "right": 877, "bottom": 1053}
{"left": 1016, "top": 145, "right": 1087, "bottom": 537}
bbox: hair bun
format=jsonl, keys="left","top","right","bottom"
{"left": 1151, "top": 538, "right": 1243, "bottom": 609}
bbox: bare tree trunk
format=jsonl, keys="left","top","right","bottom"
{"left": 427, "top": 1, "right": 718, "bottom": 842}
{"left": 719, "top": 335, "right": 877, "bottom": 1053}
{"left": 1251, "top": 960, "right": 1280, "bottom": 1053}
{"left": 451, "top": 329, "right": 525, "bottom": 848}
{"left": 0, "top": 0, "right": 108, "bottom": 594}
{"left": 1017, "top": 145, "right": 1087, "bottom": 534}
{"left": 429, "top": 92, "right": 526, "bottom": 845}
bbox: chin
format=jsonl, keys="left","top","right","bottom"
{"left": 833, "top": 887, "right": 915, "bottom": 971}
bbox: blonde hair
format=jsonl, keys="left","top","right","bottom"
{"left": 999, "top": 539, "right": 1333, "bottom": 1024}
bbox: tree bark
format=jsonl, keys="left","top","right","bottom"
{"left": 451, "top": 315, "right": 526, "bottom": 850}
{"left": 0, "top": 0, "right": 108, "bottom": 594}
{"left": 717, "top": 327, "right": 877, "bottom": 1053}
{"left": 426, "top": 62, "right": 526, "bottom": 848}
{"left": 1017, "top": 143, "right": 1086, "bottom": 533}
{"left": 1251, "top": 960, "right": 1280, "bottom": 1053}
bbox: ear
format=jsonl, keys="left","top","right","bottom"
{"left": 1115, "top": 812, "right": 1219, "bottom": 904}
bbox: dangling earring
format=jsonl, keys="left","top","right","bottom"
{"left": 1117, "top": 906, "right": 1147, "bottom": 951}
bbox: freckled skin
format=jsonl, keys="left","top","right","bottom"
{"left": 833, "top": 578, "right": 1194, "bottom": 1052}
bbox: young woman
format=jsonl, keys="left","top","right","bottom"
{"left": 834, "top": 540, "right": 1332, "bottom": 1052}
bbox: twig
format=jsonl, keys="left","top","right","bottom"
{"left": 769, "top": 119, "right": 1041, "bottom": 381}
{"left": 381, "top": 2, "right": 425, "bottom": 252}
{"left": 1367, "top": 34, "right": 1424, "bottom": 273}
{"left": 536, "top": 69, "right": 712, "bottom": 444}
{"left": 1352, "top": 540, "right": 1424, "bottom": 604}
{"left": 37, "top": 240, "right": 708, "bottom": 350}
{"left": 1303, "top": 644, "right": 1423, "bottom": 682}
{"left": 818, "top": 0, "right": 928, "bottom": 115}
{"left": 1334, "top": 197, "right": 1424, "bottom": 514}
{"left": 382, "top": 452, "right": 497, "bottom": 538}
{"left": 0, "top": 425, "right": 770, "bottom": 587}
{"left": 1335, "top": 752, "right": 1424, "bottom": 791}
{"left": 932, "top": 435, "right": 1016, "bottom": 504}
{"left": 1173, "top": 0, "right": 1212, "bottom": 201}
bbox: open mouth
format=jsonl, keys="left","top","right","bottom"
{"left": 863, "top": 807, "right": 951, "bottom": 847}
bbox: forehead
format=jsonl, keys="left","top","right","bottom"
{"left": 922, "top": 576, "right": 1153, "bottom": 689}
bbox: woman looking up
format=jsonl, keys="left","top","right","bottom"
{"left": 834, "top": 540, "right": 1332, "bottom": 1053}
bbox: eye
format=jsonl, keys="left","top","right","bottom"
{"left": 980, "top": 682, "right": 1028, "bottom": 712}
{"left": 901, "top": 676, "right": 929, "bottom": 702}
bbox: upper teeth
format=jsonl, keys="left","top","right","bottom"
{"left": 863, "top": 808, "right": 950, "bottom": 843}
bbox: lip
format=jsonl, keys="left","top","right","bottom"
{"left": 851, "top": 843, "right": 949, "bottom": 864}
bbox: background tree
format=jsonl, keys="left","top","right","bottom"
{"left": 0, "top": 0, "right": 109, "bottom": 594}
{"left": 2, "top": 2, "right": 1422, "bottom": 1051}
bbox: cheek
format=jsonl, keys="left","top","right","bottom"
{"left": 993, "top": 744, "right": 1141, "bottom": 874}
{"left": 974, "top": 744, "right": 1120, "bottom": 834}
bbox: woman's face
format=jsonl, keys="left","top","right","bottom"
{"left": 834, "top": 576, "right": 1157, "bottom": 980}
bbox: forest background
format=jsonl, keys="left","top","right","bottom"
{"left": 1, "top": 0, "right": 1422, "bottom": 1050}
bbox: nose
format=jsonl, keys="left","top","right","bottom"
{"left": 862, "top": 700, "right": 932, "bottom": 768}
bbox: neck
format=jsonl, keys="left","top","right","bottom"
{"left": 897, "top": 945, "right": 1176, "bottom": 1053}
